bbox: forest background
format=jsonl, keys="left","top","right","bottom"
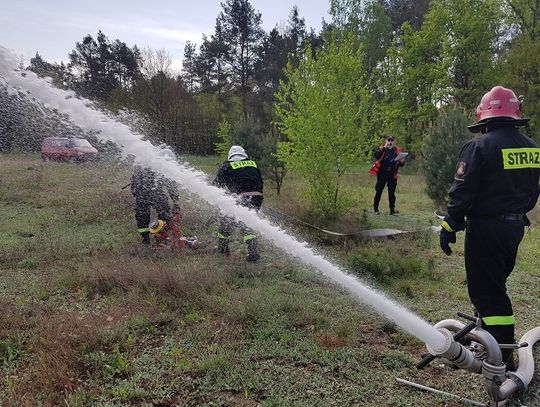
{"left": 2, "top": 0, "right": 540, "bottom": 215}
{"left": 2, "top": 2, "right": 540, "bottom": 404}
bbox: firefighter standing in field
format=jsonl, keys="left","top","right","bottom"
{"left": 371, "top": 136, "right": 405, "bottom": 215}
{"left": 440, "top": 86, "right": 540, "bottom": 368}
{"left": 214, "top": 145, "right": 264, "bottom": 262}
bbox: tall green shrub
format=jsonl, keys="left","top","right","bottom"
{"left": 214, "top": 118, "right": 232, "bottom": 159}
{"left": 499, "top": 35, "right": 540, "bottom": 142}
{"left": 275, "top": 33, "right": 371, "bottom": 217}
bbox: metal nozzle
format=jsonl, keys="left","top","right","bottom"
{"left": 426, "top": 328, "right": 482, "bottom": 373}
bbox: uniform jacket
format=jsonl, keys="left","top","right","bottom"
{"left": 131, "top": 165, "right": 179, "bottom": 201}
{"left": 214, "top": 158, "right": 264, "bottom": 195}
{"left": 370, "top": 146, "right": 404, "bottom": 179}
{"left": 447, "top": 124, "right": 540, "bottom": 223}
{"left": 131, "top": 165, "right": 158, "bottom": 196}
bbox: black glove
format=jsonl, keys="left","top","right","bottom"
{"left": 440, "top": 229, "right": 456, "bottom": 256}
{"left": 439, "top": 215, "right": 466, "bottom": 256}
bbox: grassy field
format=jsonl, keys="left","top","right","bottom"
{"left": 1, "top": 153, "right": 539, "bottom": 407}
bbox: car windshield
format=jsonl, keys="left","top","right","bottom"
{"left": 69, "top": 139, "right": 92, "bottom": 147}
{"left": 45, "top": 138, "right": 69, "bottom": 147}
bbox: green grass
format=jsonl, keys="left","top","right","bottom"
{"left": 1, "top": 153, "right": 539, "bottom": 407}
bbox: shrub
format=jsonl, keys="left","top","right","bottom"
{"left": 214, "top": 118, "right": 232, "bottom": 159}
{"left": 422, "top": 106, "right": 472, "bottom": 208}
{"left": 275, "top": 33, "right": 371, "bottom": 217}
{"left": 348, "top": 247, "right": 425, "bottom": 283}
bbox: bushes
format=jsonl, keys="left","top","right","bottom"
{"left": 348, "top": 248, "right": 424, "bottom": 283}
{"left": 275, "top": 34, "right": 372, "bottom": 217}
{"left": 347, "top": 232, "right": 437, "bottom": 287}
{"left": 422, "top": 106, "right": 472, "bottom": 208}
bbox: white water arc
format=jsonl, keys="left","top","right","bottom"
{"left": 0, "top": 46, "right": 447, "bottom": 350}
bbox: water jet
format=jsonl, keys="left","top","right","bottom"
{"left": 3, "top": 47, "right": 539, "bottom": 406}
{"left": 0, "top": 45, "right": 447, "bottom": 351}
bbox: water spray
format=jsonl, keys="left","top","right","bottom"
{"left": 0, "top": 45, "right": 448, "bottom": 351}
{"left": 2, "top": 45, "right": 538, "bottom": 406}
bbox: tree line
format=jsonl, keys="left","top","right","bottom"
{"left": 276, "top": 0, "right": 540, "bottom": 215}
{"left": 2, "top": 0, "right": 540, "bottom": 216}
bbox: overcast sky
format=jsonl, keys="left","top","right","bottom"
{"left": 0, "top": 0, "right": 330, "bottom": 71}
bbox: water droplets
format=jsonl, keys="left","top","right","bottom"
{"left": 0, "top": 45, "right": 446, "bottom": 350}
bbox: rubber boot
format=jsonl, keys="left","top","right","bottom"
{"left": 246, "top": 238, "right": 260, "bottom": 262}
{"left": 218, "top": 237, "right": 230, "bottom": 256}
{"left": 504, "top": 350, "right": 517, "bottom": 372}
{"left": 486, "top": 325, "right": 516, "bottom": 371}
{"left": 373, "top": 196, "right": 380, "bottom": 214}
{"left": 141, "top": 231, "right": 150, "bottom": 245}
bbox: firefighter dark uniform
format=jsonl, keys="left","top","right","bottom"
{"left": 440, "top": 86, "right": 540, "bottom": 366}
{"left": 131, "top": 165, "right": 173, "bottom": 245}
{"left": 214, "top": 146, "right": 264, "bottom": 262}
{"left": 372, "top": 136, "right": 404, "bottom": 215}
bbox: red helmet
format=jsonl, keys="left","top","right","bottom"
{"left": 475, "top": 86, "right": 522, "bottom": 122}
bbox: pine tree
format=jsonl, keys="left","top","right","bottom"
{"left": 422, "top": 106, "right": 473, "bottom": 208}
{"left": 217, "top": 0, "right": 265, "bottom": 118}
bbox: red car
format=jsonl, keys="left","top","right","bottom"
{"left": 41, "top": 137, "right": 98, "bottom": 162}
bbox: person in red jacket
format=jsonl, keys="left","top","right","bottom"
{"left": 371, "top": 136, "right": 405, "bottom": 215}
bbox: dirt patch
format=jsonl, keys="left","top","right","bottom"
{"left": 3, "top": 302, "right": 159, "bottom": 406}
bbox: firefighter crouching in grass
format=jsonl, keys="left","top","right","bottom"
{"left": 440, "top": 86, "right": 540, "bottom": 369}
{"left": 131, "top": 149, "right": 180, "bottom": 245}
{"left": 214, "top": 146, "right": 264, "bottom": 262}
